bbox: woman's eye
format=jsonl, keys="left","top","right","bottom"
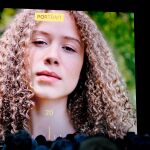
{"left": 32, "top": 40, "right": 47, "bottom": 46}
{"left": 62, "top": 46, "right": 76, "bottom": 53}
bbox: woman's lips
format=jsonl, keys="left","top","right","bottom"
{"left": 36, "top": 70, "right": 61, "bottom": 82}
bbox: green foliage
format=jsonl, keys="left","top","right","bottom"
{"left": 0, "top": 8, "right": 16, "bottom": 35}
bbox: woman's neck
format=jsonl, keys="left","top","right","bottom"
{"left": 30, "top": 97, "right": 75, "bottom": 141}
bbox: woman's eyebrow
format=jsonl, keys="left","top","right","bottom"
{"left": 32, "top": 30, "right": 49, "bottom": 37}
{"left": 63, "top": 36, "right": 82, "bottom": 47}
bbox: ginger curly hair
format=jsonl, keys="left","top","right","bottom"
{"left": 0, "top": 9, "right": 136, "bottom": 140}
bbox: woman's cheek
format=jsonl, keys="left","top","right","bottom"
{"left": 65, "top": 58, "right": 83, "bottom": 84}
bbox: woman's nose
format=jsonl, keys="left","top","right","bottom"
{"left": 44, "top": 57, "right": 59, "bottom": 65}
{"left": 43, "top": 46, "right": 59, "bottom": 65}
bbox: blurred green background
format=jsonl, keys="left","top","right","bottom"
{"left": 0, "top": 9, "right": 136, "bottom": 109}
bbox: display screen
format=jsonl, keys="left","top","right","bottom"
{"left": 0, "top": 6, "right": 139, "bottom": 149}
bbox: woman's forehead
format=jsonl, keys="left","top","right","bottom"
{"left": 32, "top": 11, "right": 81, "bottom": 40}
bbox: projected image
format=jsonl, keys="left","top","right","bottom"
{"left": 0, "top": 9, "right": 136, "bottom": 143}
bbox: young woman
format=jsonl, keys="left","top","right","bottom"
{"left": 0, "top": 9, "right": 136, "bottom": 141}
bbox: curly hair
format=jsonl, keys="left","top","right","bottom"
{"left": 0, "top": 9, "right": 136, "bottom": 140}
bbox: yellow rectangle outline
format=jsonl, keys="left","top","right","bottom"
{"left": 35, "top": 12, "right": 64, "bottom": 22}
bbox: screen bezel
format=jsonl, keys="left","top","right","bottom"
{"left": 0, "top": 0, "right": 148, "bottom": 137}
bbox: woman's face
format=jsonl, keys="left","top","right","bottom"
{"left": 28, "top": 11, "right": 84, "bottom": 101}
